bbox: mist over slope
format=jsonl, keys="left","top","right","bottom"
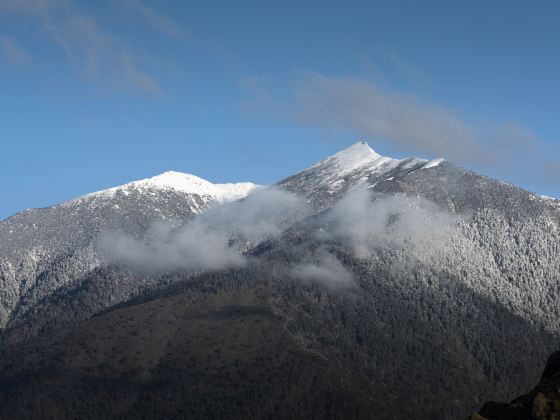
{"left": 0, "top": 174, "right": 259, "bottom": 334}
{"left": 1, "top": 142, "right": 559, "bottom": 419}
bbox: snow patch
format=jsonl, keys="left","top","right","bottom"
{"left": 317, "top": 141, "right": 401, "bottom": 176}
{"left": 422, "top": 158, "right": 445, "bottom": 169}
{"left": 539, "top": 194, "right": 560, "bottom": 204}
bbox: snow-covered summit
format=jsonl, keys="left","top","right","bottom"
{"left": 314, "top": 141, "right": 444, "bottom": 177}
{"left": 278, "top": 141, "right": 446, "bottom": 207}
{"left": 421, "top": 158, "right": 445, "bottom": 169}
{"left": 326, "top": 141, "right": 393, "bottom": 174}
{"left": 76, "top": 171, "right": 260, "bottom": 204}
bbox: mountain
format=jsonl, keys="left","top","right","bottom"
{"left": 0, "top": 172, "right": 258, "bottom": 339}
{"left": 279, "top": 141, "right": 444, "bottom": 211}
{"left": 280, "top": 143, "right": 560, "bottom": 334}
{"left": 0, "top": 281, "right": 399, "bottom": 420}
{"left": 1, "top": 142, "right": 560, "bottom": 419}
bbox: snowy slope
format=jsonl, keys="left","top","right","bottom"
{"left": 73, "top": 171, "right": 259, "bottom": 210}
{"left": 0, "top": 172, "right": 260, "bottom": 331}
{"left": 310, "top": 141, "right": 443, "bottom": 177}
{"left": 279, "top": 141, "right": 444, "bottom": 210}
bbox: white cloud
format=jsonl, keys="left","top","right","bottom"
{"left": 323, "top": 188, "right": 458, "bottom": 261}
{"left": 98, "top": 220, "right": 246, "bottom": 273}
{"left": 98, "top": 184, "right": 459, "bottom": 287}
{"left": 290, "top": 249, "right": 354, "bottom": 288}
{"left": 287, "top": 71, "right": 560, "bottom": 187}
{"left": 297, "top": 73, "right": 482, "bottom": 163}
{"left": 97, "top": 187, "right": 307, "bottom": 273}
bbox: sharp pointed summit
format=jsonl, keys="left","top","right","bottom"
{"left": 327, "top": 141, "right": 392, "bottom": 175}
{"left": 278, "top": 141, "right": 446, "bottom": 209}
{"left": 335, "top": 140, "right": 381, "bottom": 157}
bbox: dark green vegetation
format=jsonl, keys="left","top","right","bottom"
{"left": 0, "top": 251, "right": 556, "bottom": 419}
{"left": 0, "top": 283, "right": 396, "bottom": 420}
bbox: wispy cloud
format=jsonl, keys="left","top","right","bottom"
{"left": 49, "top": 10, "right": 163, "bottom": 95}
{"left": 241, "top": 66, "right": 557, "bottom": 189}
{"left": 98, "top": 187, "right": 308, "bottom": 273}
{"left": 0, "top": 37, "right": 30, "bottom": 64}
{"left": 287, "top": 72, "right": 560, "bottom": 187}
{"left": 98, "top": 185, "right": 457, "bottom": 288}
{"left": 323, "top": 188, "right": 458, "bottom": 261}
{"left": 120, "top": 0, "right": 183, "bottom": 38}
{"left": 98, "top": 220, "right": 246, "bottom": 273}
{"left": 297, "top": 72, "right": 534, "bottom": 164}
{"left": 0, "top": 0, "right": 181, "bottom": 94}
{"left": 290, "top": 248, "right": 354, "bottom": 289}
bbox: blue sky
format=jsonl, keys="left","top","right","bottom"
{"left": 1, "top": 0, "right": 559, "bottom": 219}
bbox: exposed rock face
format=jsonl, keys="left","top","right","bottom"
{"left": 471, "top": 351, "right": 560, "bottom": 420}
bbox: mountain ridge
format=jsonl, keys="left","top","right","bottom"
{"left": 3, "top": 141, "right": 556, "bottom": 222}
{"left": 2, "top": 141, "right": 560, "bottom": 419}
{"left": 73, "top": 170, "right": 260, "bottom": 207}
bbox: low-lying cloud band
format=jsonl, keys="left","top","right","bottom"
{"left": 98, "top": 186, "right": 459, "bottom": 289}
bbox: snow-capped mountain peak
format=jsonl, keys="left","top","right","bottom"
{"left": 326, "top": 141, "right": 445, "bottom": 174}
{"left": 278, "top": 141, "right": 446, "bottom": 208}
{"left": 303, "top": 141, "right": 401, "bottom": 185}
{"left": 124, "top": 171, "right": 259, "bottom": 203}
{"left": 327, "top": 141, "right": 390, "bottom": 174}
{"left": 75, "top": 171, "right": 260, "bottom": 205}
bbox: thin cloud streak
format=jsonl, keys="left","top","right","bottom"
{"left": 48, "top": 10, "right": 162, "bottom": 95}
{"left": 0, "top": 0, "right": 181, "bottom": 95}
{"left": 297, "top": 73, "right": 488, "bottom": 164}
{"left": 290, "top": 72, "right": 557, "bottom": 186}
{"left": 0, "top": 37, "right": 30, "bottom": 64}
{"left": 120, "top": 0, "right": 183, "bottom": 38}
